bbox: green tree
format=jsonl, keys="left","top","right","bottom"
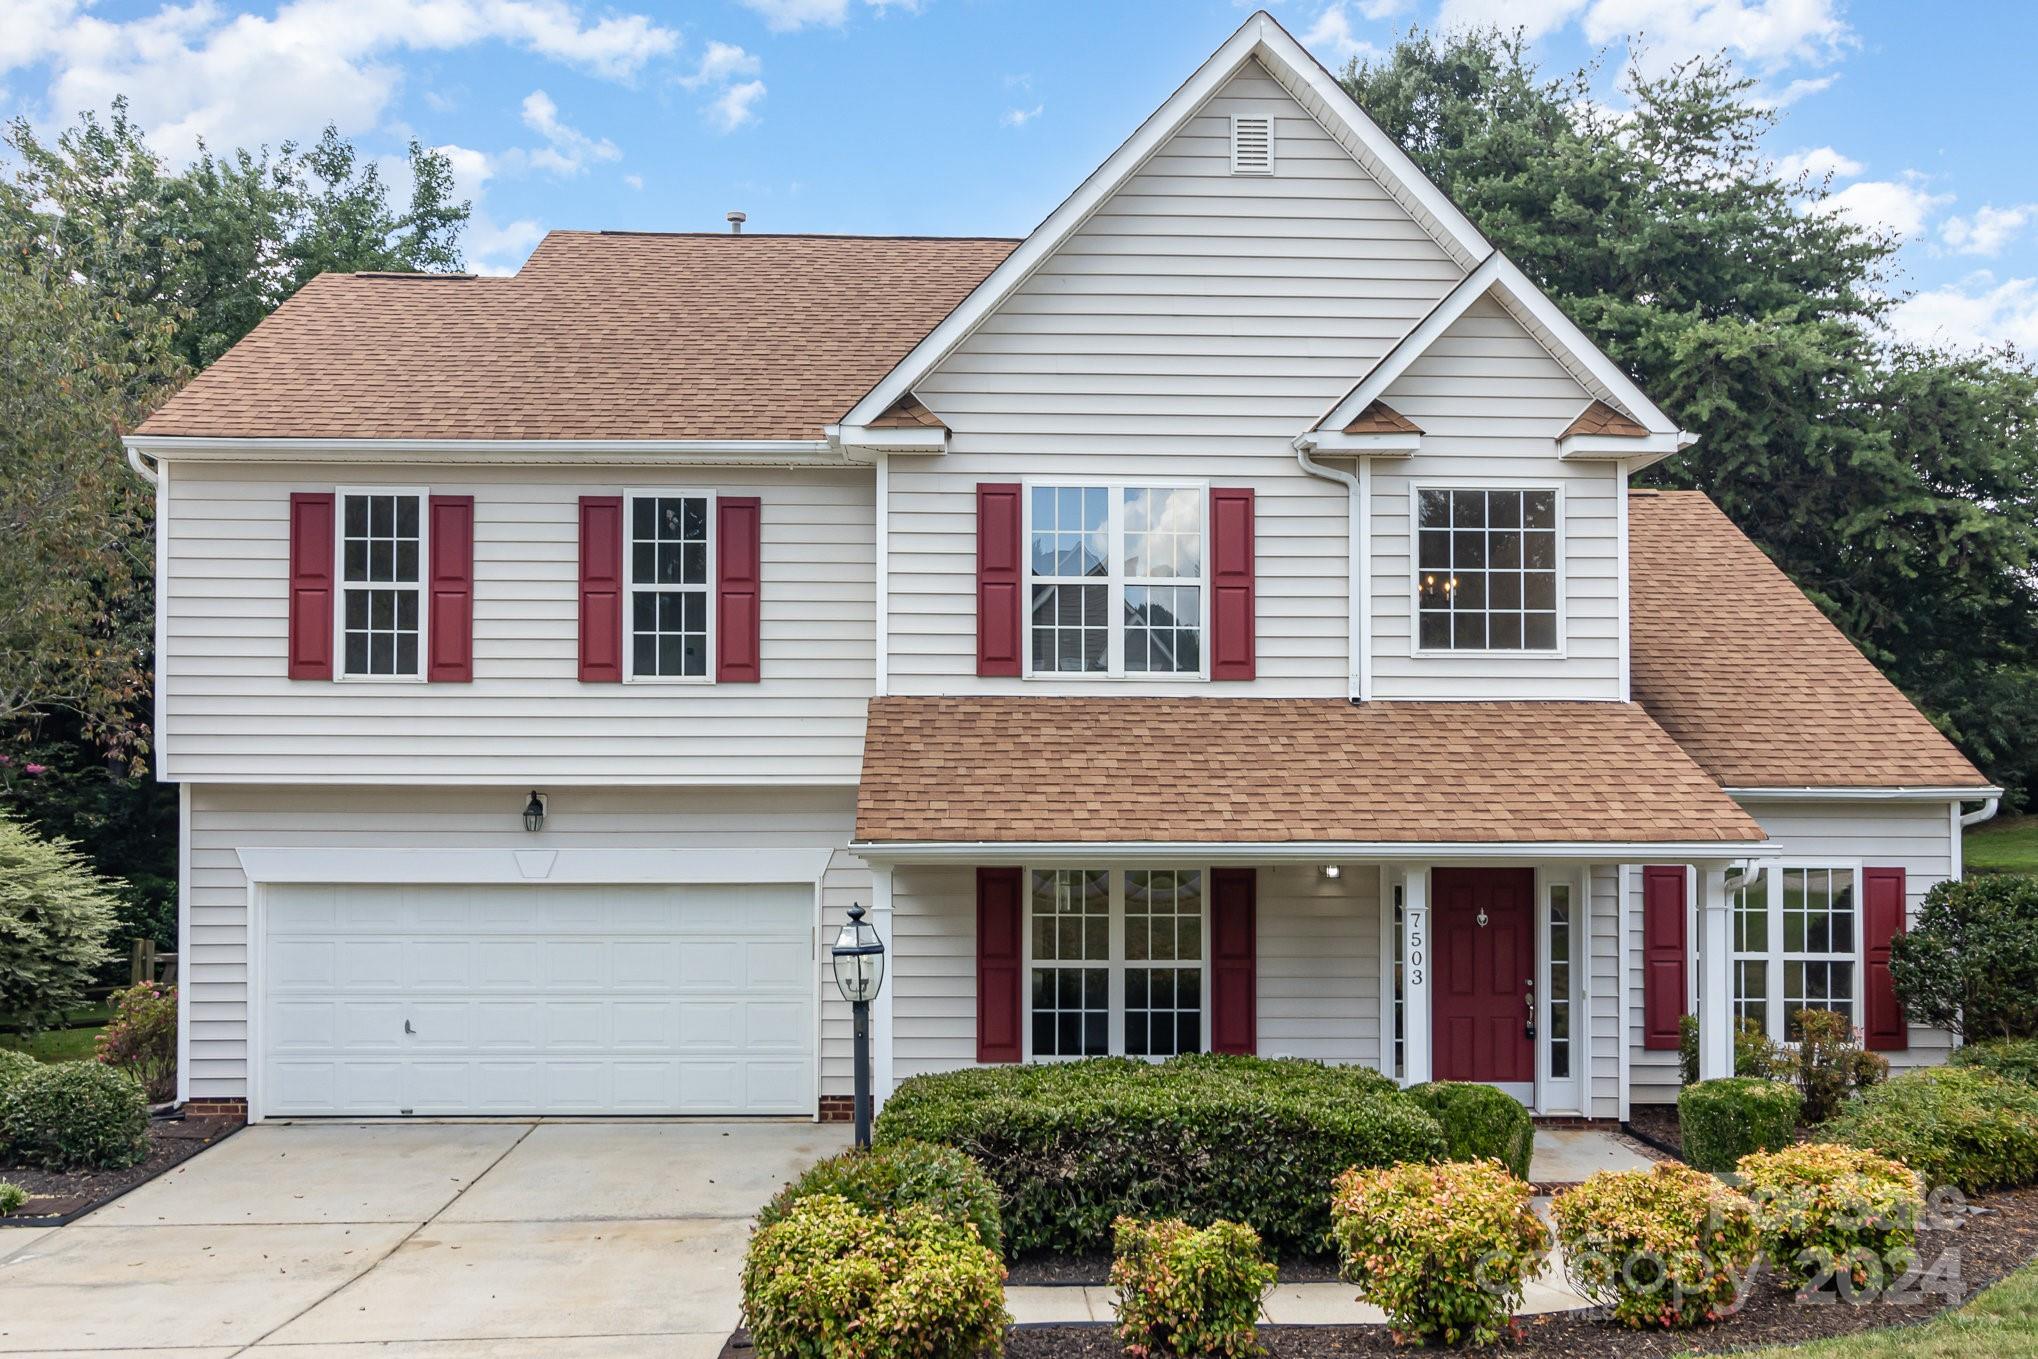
{"left": 0, "top": 814, "right": 122, "bottom": 1034}
{"left": 1343, "top": 32, "right": 2038, "bottom": 806}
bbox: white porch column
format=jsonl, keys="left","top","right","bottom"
{"left": 1696, "top": 862, "right": 1733, "bottom": 1082}
{"left": 1402, "top": 866, "right": 1432, "bottom": 1086}
{"left": 871, "top": 865, "right": 896, "bottom": 1114}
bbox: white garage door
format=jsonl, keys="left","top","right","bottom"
{"left": 260, "top": 882, "right": 814, "bottom": 1117}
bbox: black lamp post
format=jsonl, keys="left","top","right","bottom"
{"left": 830, "top": 902, "right": 887, "bottom": 1149}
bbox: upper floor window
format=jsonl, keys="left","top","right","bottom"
{"left": 340, "top": 490, "right": 424, "bottom": 679}
{"left": 1416, "top": 487, "right": 1558, "bottom": 653}
{"left": 1029, "top": 484, "right": 1204, "bottom": 677}
{"left": 627, "top": 492, "right": 713, "bottom": 681}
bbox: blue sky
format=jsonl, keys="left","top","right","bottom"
{"left": 3, "top": 0, "right": 2034, "bottom": 351}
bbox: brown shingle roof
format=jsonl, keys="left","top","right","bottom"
{"left": 1629, "top": 491, "right": 1990, "bottom": 790}
{"left": 136, "top": 232, "right": 1018, "bottom": 441}
{"left": 1562, "top": 400, "right": 1649, "bottom": 438}
{"left": 855, "top": 697, "right": 1764, "bottom": 845}
{"left": 1342, "top": 400, "right": 1421, "bottom": 435}
{"left": 867, "top": 394, "right": 946, "bottom": 430}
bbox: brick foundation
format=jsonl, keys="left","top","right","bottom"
{"left": 818, "top": 1095, "right": 855, "bottom": 1123}
{"left": 183, "top": 1098, "right": 250, "bottom": 1122}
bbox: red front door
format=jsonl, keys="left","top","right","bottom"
{"left": 1432, "top": 868, "right": 1535, "bottom": 1084}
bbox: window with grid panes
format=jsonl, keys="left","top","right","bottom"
{"left": 628, "top": 494, "right": 711, "bottom": 679}
{"left": 1416, "top": 488, "right": 1558, "bottom": 651}
{"left": 1029, "top": 485, "right": 1203, "bottom": 675}
{"left": 1026, "top": 868, "right": 1207, "bottom": 1059}
{"left": 340, "top": 491, "right": 423, "bottom": 677}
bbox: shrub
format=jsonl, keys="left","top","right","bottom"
{"left": 0, "top": 1047, "right": 37, "bottom": 1095}
{"left": 0, "top": 817, "right": 121, "bottom": 1034}
{"left": 875, "top": 1054, "right": 1445, "bottom": 1256}
{"left": 756, "top": 1139, "right": 1002, "bottom": 1256}
{"left": 1679, "top": 1013, "right": 1787, "bottom": 1086}
{"left": 1951, "top": 1038, "right": 2038, "bottom": 1087}
{"left": 1111, "top": 1216, "right": 1276, "bottom": 1359}
{"left": 95, "top": 981, "right": 177, "bottom": 1103}
{"left": 1737, "top": 1143, "right": 1924, "bottom": 1293}
{"left": 1823, "top": 1066, "right": 2038, "bottom": 1193}
{"left": 1889, "top": 875, "right": 2038, "bottom": 1041}
{"left": 1551, "top": 1163, "right": 1761, "bottom": 1329}
{"left": 1330, "top": 1159, "right": 1548, "bottom": 1348}
{"left": 1678, "top": 1077, "right": 1801, "bottom": 1171}
{"left": 1404, "top": 1081, "right": 1534, "bottom": 1180}
{"left": 0, "top": 1181, "right": 25, "bottom": 1215}
{"left": 739, "top": 1194, "right": 1007, "bottom": 1359}
{"left": 1791, "top": 1009, "right": 1883, "bottom": 1123}
{"left": 0, "top": 1060, "right": 149, "bottom": 1170}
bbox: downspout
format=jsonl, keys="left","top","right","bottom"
{"left": 1961, "top": 796, "right": 2001, "bottom": 828}
{"left": 1294, "top": 433, "right": 1365, "bottom": 701}
{"left": 126, "top": 442, "right": 160, "bottom": 486}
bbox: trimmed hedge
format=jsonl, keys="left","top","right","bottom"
{"left": 1111, "top": 1216, "right": 1275, "bottom": 1359}
{"left": 874, "top": 1054, "right": 1447, "bottom": 1256}
{"left": 1404, "top": 1081, "right": 1534, "bottom": 1181}
{"left": 1822, "top": 1066, "right": 2038, "bottom": 1194}
{"left": 1951, "top": 1038, "right": 2038, "bottom": 1088}
{"left": 0, "top": 1049, "right": 37, "bottom": 1096}
{"left": 1737, "top": 1143, "right": 1923, "bottom": 1293}
{"left": 1552, "top": 1163, "right": 1760, "bottom": 1329}
{"left": 1678, "top": 1077, "right": 1801, "bottom": 1172}
{"left": 756, "top": 1139, "right": 1002, "bottom": 1256}
{"left": 0, "top": 1060, "right": 149, "bottom": 1170}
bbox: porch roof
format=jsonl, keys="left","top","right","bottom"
{"left": 854, "top": 696, "right": 1766, "bottom": 850}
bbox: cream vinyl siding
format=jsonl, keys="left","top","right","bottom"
{"left": 1368, "top": 297, "right": 1622, "bottom": 700}
{"left": 1624, "top": 799, "right": 1959, "bottom": 1107}
{"left": 183, "top": 784, "right": 864, "bottom": 1103}
{"left": 1588, "top": 865, "right": 1622, "bottom": 1119}
{"left": 891, "top": 61, "right": 1461, "bottom": 696}
{"left": 160, "top": 462, "right": 871, "bottom": 783}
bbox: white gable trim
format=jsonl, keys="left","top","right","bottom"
{"left": 840, "top": 10, "right": 1492, "bottom": 430}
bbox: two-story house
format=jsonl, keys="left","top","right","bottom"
{"left": 125, "top": 12, "right": 1999, "bottom": 1126}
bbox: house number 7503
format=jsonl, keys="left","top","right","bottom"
{"left": 1406, "top": 907, "right": 1426, "bottom": 987}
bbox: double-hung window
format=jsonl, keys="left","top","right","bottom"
{"left": 1731, "top": 865, "right": 1859, "bottom": 1040}
{"left": 1415, "top": 487, "right": 1559, "bottom": 652}
{"left": 339, "top": 489, "right": 426, "bottom": 679}
{"left": 1029, "top": 484, "right": 1205, "bottom": 677}
{"left": 626, "top": 492, "right": 713, "bottom": 681}
{"left": 1026, "top": 868, "right": 1206, "bottom": 1059}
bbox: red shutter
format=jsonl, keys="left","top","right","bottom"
{"left": 578, "top": 496, "right": 624, "bottom": 682}
{"left": 977, "top": 867, "right": 1024, "bottom": 1063}
{"left": 717, "top": 496, "right": 762, "bottom": 683}
{"left": 1642, "top": 865, "right": 1688, "bottom": 1050}
{"left": 976, "top": 483, "right": 1023, "bottom": 677}
{"left": 1210, "top": 487, "right": 1256, "bottom": 681}
{"left": 287, "top": 492, "right": 335, "bottom": 680}
{"left": 1864, "top": 867, "right": 1909, "bottom": 1051}
{"left": 426, "top": 495, "right": 474, "bottom": 682}
{"left": 1210, "top": 867, "right": 1258, "bottom": 1054}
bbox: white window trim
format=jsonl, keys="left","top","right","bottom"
{"left": 1729, "top": 860, "right": 1866, "bottom": 1041}
{"left": 333, "top": 485, "right": 429, "bottom": 684}
{"left": 1537, "top": 866, "right": 1586, "bottom": 1115}
{"left": 1406, "top": 479, "right": 1569, "bottom": 661}
{"left": 1020, "top": 866, "right": 1212, "bottom": 1062}
{"left": 622, "top": 488, "right": 717, "bottom": 686}
{"left": 1021, "top": 478, "right": 1211, "bottom": 681}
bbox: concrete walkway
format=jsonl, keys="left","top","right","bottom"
{"left": 0, "top": 1119, "right": 850, "bottom": 1356}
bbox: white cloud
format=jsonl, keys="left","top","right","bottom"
{"left": 1303, "top": 2, "right": 1388, "bottom": 65}
{"left": 739, "top": 0, "right": 850, "bottom": 31}
{"left": 1815, "top": 174, "right": 1952, "bottom": 243}
{"left": 515, "top": 89, "right": 619, "bottom": 176}
{"left": 1762, "top": 73, "right": 1836, "bottom": 107}
{"left": 464, "top": 214, "right": 547, "bottom": 275}
{"left": 1940, "top": 204, "right": 2036, "bottom": 258}
{"left": 680, "top": 40, "right": 761, "bottom": 89}
{"left": 1772, "top": 145, "right": 1863, "bottom": 185}
{"left": 999, "top": 103, "right": 1043, "bottom": 128}
{"left": 1581, "top": 0, "right": 1852, "bottom": 75}
{"left": 1887, "top": 272, "right": 2038, "bottom": 355}
{"left": 622, "top": 172, "right": 644, "bottom": 190}
{"left": 1437, "top": 0, "right": 1588, "bottom": 43}
{"left": 710, "top": 79, "right": 767, "bottom": 131}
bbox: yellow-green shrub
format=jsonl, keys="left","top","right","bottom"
{"left": 1823, "top": 1066, "right": 2038, "bottom": 1193}
{"left": 739, "top": 1194, "right": 1007, "bottom": 1359}
{"left": 1330, "top": 1159, "right": 1548, "bottom": 1347}
{"left": 1736, "top": 1143, "right": 1923, "bottom": 1294}
{"left": 1111, "top": 1216, "right": 1275, "bottom": 1359}
{"left": 1551, "top": 1163, "right": 1760, "bottom": 1329}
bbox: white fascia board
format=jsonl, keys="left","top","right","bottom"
{"left": 849, "top": 839, "right": 1775, "bottom": 866}
{"left": 237, "top": 845, "right": 836, "bottom": 886}
{"left": 836, "top": 424, "right": 947, "bottom": 454}
{"left": 840, "top": 10, "right": 1492, "bottom": 431}
{"left": 154, "top": 769, "right": 862, "bottom": 788}
{"left": 1726, "top": 785, "right": 2005, "bottom": 803}
{"left": 1297, "top": 431, "right": 1420, "bottom": 456}
{"left": 1483, "top": 256, "right": 1678, "bottom": 433}
{"left": 123, "top": 434, "right": 848, "bottom": 468}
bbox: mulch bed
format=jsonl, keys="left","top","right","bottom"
{"left": 1, "top": 1115, "right": 240, "bottom": 1226}
{"left": 1009, "top": 1250, "right": 1342, "bottom": 1286}
{"left": 1005, "top": 1185, "right": 2038, "bottom": 1358}
{"left": 1625, "top": 1103, "right": 1685, "bottom": 1158}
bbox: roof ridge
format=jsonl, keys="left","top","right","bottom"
{"left": 582, "top": 229, "right": 1026, "bottom": 242}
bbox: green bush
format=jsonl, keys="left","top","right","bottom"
{"left": 1331, "top": 1159, "right": 1549, "bottom": 1348}
{"left": 1110, "top": 1216, "right": 1276, "bottom": 1359}
{"left": 95, "top": 981, "right": 176, "bottom": 1103}
{"left": 1678, "top": 1013, "right": 1787, "bottom": 1086}
{"left": 1889, "top": 875, "right": 2038, "bottom": 1041}
{"left": 0, "top": 816, "right": 121, "bottom": 1033}
{"left": 1737, "top": 1143, "right": 1924, "bottom": 1293}
{"left": 0, "top": 1047, "right": 37, "bottom": 1095}
{"left": 1403, "top": 1081, "right": 1534, "bottom": 1181}
{"left": 1551, "top": 1163, "right": 1760, "bottom": 1329}
{"left": 1791, "top": 1009, "right": 1883, "bottom": 1124}
{"left": 0, "top": 1060, "right": 149, "bottom": 1170}
{"left": 874, "top": 1054, "right": 1446, "bottom": 1256}
{"left": 1951, "top": 1038, "right": 2038, "bottom": 1087}
{"left": 756, "top": 1139, "right": 1002, "bottom": 1256}
{"left": 739, "top": 1194, "right": 1007, "bottom": 1359}
{"left": 1823, "top": 1066, "right": 2038, "bottom": 1193}
{"left": 1678, "top": 1077, "right": 1801, "bottom": 1172}
{"left": 0, "top": 1181, "right": 25, "bottom": 1215}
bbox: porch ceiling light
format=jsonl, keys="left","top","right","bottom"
{"left": 1321, "top": 864, "right": 1341, "bottom": 881}
{"left": 522, "top": 791, "right": 546, "bottom": 833}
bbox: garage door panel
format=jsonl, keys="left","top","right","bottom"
{"left": 262, "top": 882, "right": 815, "bottom": 1116}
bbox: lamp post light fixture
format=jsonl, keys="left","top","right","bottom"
{"left": 830, "top": 902, "right": 887, "bottom": 1149}
{"left": 522, "top": 791, "right": 546, "bottom": 833}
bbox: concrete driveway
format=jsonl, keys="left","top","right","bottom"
{"left": 0, "top": 1119, "right": 850, "bottom": 1356}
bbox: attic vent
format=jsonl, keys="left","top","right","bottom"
{"left": 1231, "top": 116, "right": 1273, "bottom": 175}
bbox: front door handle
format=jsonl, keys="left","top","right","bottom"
{"left": 1523, "top": 981, "right": 1536, "bottom": 1041}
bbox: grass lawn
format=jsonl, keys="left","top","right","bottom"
{"left": 1734, "top": 1262, "right": 2038, "bottom": 1358}
{"left": 1966, "top": 815, "right": 2038, "bottom": 875}
{"left": 0, "top": 1004, "right": 110, "bottom": 1063}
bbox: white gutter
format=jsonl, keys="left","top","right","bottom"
{"left": 121, "top": 434, "right": 849, "bottom": 467}
{"left": 1726, "top": 785, "right": 2004, "bottom": 803}
{"left": 850, "top": 839, "right": 1777, "bottom": 867}
{"left": 1962, "top": 795, "right": 2002, "bottom": 828}
{"left": 1293, "top": 433, "right": 1366, "bottom": 700}
{"left": 126, "top": 443, "right": 160, "bottom": 485}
